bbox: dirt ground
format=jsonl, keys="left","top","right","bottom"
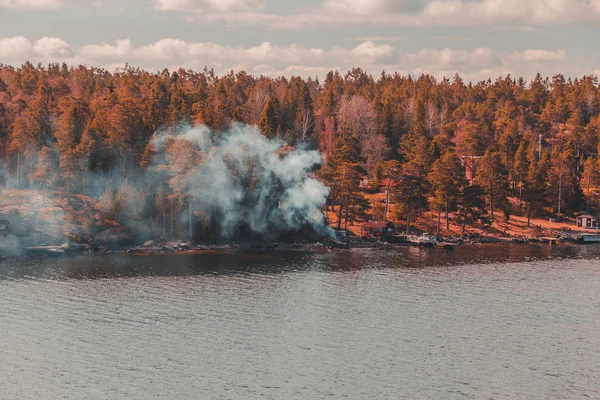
{"left": 328, "top": 191, "right": 592, "bottom": 239}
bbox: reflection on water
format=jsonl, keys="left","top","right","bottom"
{"left": 1, "top": 244, "right": 600, "bottom": 399}
{"left": 1, "top": 243, "right": 598, "bottom": 280}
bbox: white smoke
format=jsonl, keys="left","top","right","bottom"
{"left": 152, "top": 123, "right": 334, "bottom": 238}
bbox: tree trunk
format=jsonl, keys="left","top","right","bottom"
{"left": 5, "top": 155, "right": 9, "bottom": 189}
{"left": 489, "top": 180, "right": 494, "bottom": 223}
{"left": 337, "top": 196, "right": 344, "bottom": 230}
{"left": 445, "top": 197, "right": 449, "bottom": 231}
{"left": 384, "top": 185, "right": 390, "bottom": 222}
{"left": 557, "top": 167, "right": 563, "bottom": 220}
{"left": 16, "top": 152, "right": 20, "bottom": 190}
{"left": 437, "top": 211, "right": 441, "bottom": 238}
{"left": 66, "top": 172, "right": 71, "bottom": 207}
{"left": 163, "top": 201, "right": 166, "bottom": 239}
{"left": 527, "top": 206, "right": 531, "bottom": 227}
{"left": 406, "top": 205, "right": 411, "bottom": 234}
{"left": 344, "top": 200, "right": 349, "bottom": 229}
{"left": 189, "top": 200, "right": 193, "bottom": 240}
{"left": 518, "top": 178, "right": 523, "bottom": 209}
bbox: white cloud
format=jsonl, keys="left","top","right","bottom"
{"left": 0, "top": 35, "right": 591, "bottom": 82}
{"left": 406, "top": 47, "right": 501, "bottom": 69}
{"left": 324, "top": 0, "right": 423, "bottom": 14}
{"left": 351, "top": 41, "right": 398, "bottom": 64}
{"left": 355, "top": 36, "right": 406, "bottom": 42}
{"left": 155, "top": 0, "right": 263, "bottom": 12}
{"left": 401, "top": 47, "right": 577, "bottom": 82}
{"left": 157, "top": 0, "right": 600, "bottom": 29}
{"left": 516, "top": 49, "right": 566, "bottom": 63}
{"left": 132, "top": 39, "right": 327, "bottom": 66}
{"left": 80, "top": 39, "right": 132, "bottom": 59}
{"left": 32, "top": 37, "right": 72, "bottom": 58}
{"left": 0, "top": 36, "right": 33, "bottom": 58}
{"left": 0, "top": 0, "right": 100, "bottom": 8}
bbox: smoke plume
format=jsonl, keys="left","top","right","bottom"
{"left": 150, "top": 123, "right": 333, "bottom": 239}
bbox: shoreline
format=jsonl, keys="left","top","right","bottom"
{"left": 0, "top": 237, "right": 583, "bottom": 260}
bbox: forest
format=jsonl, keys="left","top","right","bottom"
{"left": 0, "top": 62, "right": 599, "bottom": 243}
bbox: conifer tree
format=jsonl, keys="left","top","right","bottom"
{"left": 428, "top": 151, "right": 466, "bottom": 233}
{"left": 259, "top": 98, "right": 279, "bottom": 139}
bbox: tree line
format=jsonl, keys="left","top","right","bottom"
{"left": 0, "top": 62, "right": 599, "bottom": 239}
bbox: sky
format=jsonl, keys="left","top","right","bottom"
{"left": 0, "top": 0, "right": 599, "bottom": 81}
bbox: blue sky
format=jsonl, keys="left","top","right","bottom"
{"left": 0, "top": 0, "right": 598, "bottom": 81}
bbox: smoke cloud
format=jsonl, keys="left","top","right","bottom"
{"left": 0, "top": 122, "right": 334, "bottom": 250}
{"left": 150, "top": 123, "right": 333, "bottom": 239}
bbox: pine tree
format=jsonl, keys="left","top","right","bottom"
{"left": 456, "top": 184, "right": 487, "bottom": 234}
{"left": 259, "top": 98, "right": 279, "bottom": 139}
{"left": 475, "top": 150, "right": 510, "bottom": 222}
{"left": 428, "top": 151, "right": 466, "bottom": 234}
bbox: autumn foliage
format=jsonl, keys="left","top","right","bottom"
{"left": 0, "top": 62, "right": 599, "bottom": 240}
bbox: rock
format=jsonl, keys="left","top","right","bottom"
{"left": 143, "top": 240, "right": 155, "bottom": 247}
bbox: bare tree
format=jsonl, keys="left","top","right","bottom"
{"left": 296, "top": 110, "right": 314, "bottom": 142}
{"left": 426, "top": 102, "right": 439, "bottom": 136}
{"left": 336, "top": 95, "right": 383, "bottom": 175}
{"left": 362, "top": 134, "right": 390, "bottom": 176}
{"left": 248, "top": 86, "right": 270, "bottom": 125}
{"left": 336, "top": 95, "right": 377, "bottom": 139}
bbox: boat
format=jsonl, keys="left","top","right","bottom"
{"left": 23, "top": 245, "right": 67, "bottom": 255}
{"left": 406, "top": 233, "right": 438, "bottom": 247}
{"left": 576, "top": 233, "right": 600, "bottom": 244}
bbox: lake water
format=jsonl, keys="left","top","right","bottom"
{"left": 1, "top": 244, "right": 600, "bottom": 399}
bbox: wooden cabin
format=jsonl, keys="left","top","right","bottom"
{"left": 362, "top": 221, "right": 396, "bottom": 240}
{"left": 576, "top": 214, "right": 597, "bottom": 229}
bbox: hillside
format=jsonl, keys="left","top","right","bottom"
{"left": 328, "top": 190, "right": 591, "bottom": 240}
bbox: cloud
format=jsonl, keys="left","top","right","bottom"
{"left": 355, "top": 36, "right": 406, "bottom": 42}
{"left": 32, "top": 37, "right": 72, "bottom": 59}
{"left": 0, "top": 35, "right": 590, "bottom": 82}
{"left": 324, "top": 0, "right": 424, "bottom": 14}
{"left": 0, "top": 0, "right": 100, "bottom": 8}
{"left": 131, "top": 39, "right": 327, "bottom": 66}
{"left": 0, "top": 36, "right": 32, "bottom": 58}
{"left": 0, "top": 36, "right": 78, "bottom": 63}
{"left": 154, "top": 0, "right": 263, "bottom": 12}
{"left": 157, "top": 0, "right": 600, "bottom": 29}
{"left": 401, "top": 47, "right": 577, "bottom": 82}
{"left": 80, "top": 39, "right": 132, "bottom": 58}
{"left": 516, "top": 49, "right": 566, "bottom": 63}
{"left": 405, "top": 47, "right": 501, "bottom": 69}
{"left": 351, "top": 41, "right": 398, "bottom": 64}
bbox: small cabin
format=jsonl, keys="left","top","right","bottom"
{"left": 576, "top": 214, "right": 597, "bottom": 229}
{"left": 362, "top": 221, "right": 396, "bottom": 240}
{"left": 0, "top": 220, "right": 8, "bottom": 236}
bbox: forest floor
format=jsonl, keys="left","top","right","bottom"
{"left": 328, "top": 191, "right": 592, "bottom": 240}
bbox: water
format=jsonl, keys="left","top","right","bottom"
{"left": 1, "top": 244, "right": 600, "bottom": 399}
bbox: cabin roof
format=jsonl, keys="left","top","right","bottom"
{"left": 577, "top": 214, "right": 596, "bottom": 219}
